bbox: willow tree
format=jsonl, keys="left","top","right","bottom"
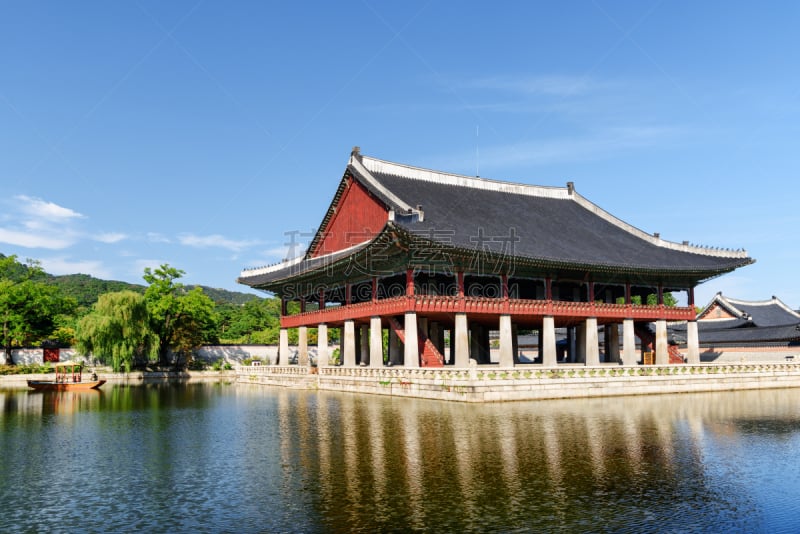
{"left": 76, "top": 290, "right": 158, "bottom": 372}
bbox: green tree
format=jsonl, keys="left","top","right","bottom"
{"left": 0, "top": 255, "right": 74, "bottom": 364}
{"left": 617, "top": 292, "right": 678, "bottom": 306}
{"left": 169, "top": 287, "right": 219, "bottom": 364}
{"left": 143, "top": 264, "right": 219, "bottom": 366}
{"left": 75, "top": 290, "right": 158, "bottom": 372}
{"left": 221, "top": 298, "right": 281, "bottom": 343}
{"left": 143, "top": 264, "right": 185, "bottom": 365}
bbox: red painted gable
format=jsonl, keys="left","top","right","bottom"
{"left": 312, "top": 177, "right": 388, "bottom": 257}
{"left": 699, "top": 302, "right": 736, "bottom": 320}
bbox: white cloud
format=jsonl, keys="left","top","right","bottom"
{"left": 14, "top": 195, "right": 84, "bottom": 221}
{"left": 0, "top": 194, "right": 134, "bottom": 253}
{"left": 93, "top": 232, "right": 127, "bottom": 244}
{"left": 178, "top": 233, "right": 259, "bottom": 252}
{"left": 39, "top": 257, "right": 113, "bottom": 279}
{"left": 0, "top": 227, "right": 75, "bottom": 249}
{"left": 147, "top": 232, "right": 171, "bottom": 243}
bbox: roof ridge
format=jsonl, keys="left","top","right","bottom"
{"left": 699, "top": 293, "right": 747, "bottom": 320}
{"left": 727, "top": 295, "right": 800, "bottom": 318}
{"left": 358, "top": 154, "right": 571, "bottom": 199}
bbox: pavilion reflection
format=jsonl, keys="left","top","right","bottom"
{"left": 272, "top": 387, "right": 800, "bottom": 528}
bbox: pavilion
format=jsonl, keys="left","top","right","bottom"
{"left": 238, "top": 148, "right": 753, "bottom": 369}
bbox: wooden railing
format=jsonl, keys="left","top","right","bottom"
{"left": 280, "top": 295, "right": 695, "bottom": 328}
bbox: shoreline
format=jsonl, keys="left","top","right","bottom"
{"left": 0, "top": 370, "right": 234, "bottom": 388}
{"left": 5, "top": 363, "right": 800, "bottom": 403}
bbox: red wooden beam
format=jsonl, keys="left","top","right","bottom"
{"left": 406, "top": 269, "right": 414, "bottom": 297}
{"left": 279, "top": 295, "right": 694, "bottom": 328}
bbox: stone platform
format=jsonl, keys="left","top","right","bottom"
{"left": 236, "top": 362, "right": 800, "bottom": 403}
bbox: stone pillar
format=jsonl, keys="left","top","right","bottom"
{"left": 360, "top": 325, "right": 369, "bottom": 366}
{"left": 279, "top": 328, "right": 289, "bottom": 366}
{"left": 622, "top": 318, "right": 636, "bottom": 365}
{"left": 343, "top": 320, "right": 356, "bottom": 367}
{"left": 608, "top": 323, "right": 621, "bottom": 363}
{"left": 404, "top": 312, "right": 419, "bottom": 368}
{"left": 655, "top": 319, "right": 669, "bottom": 365}
{"left": 541, "top": 316, "right": 557, "bottom": 366}
{"left": 686, "top": 320, "right": 700, "bottom": 364}
{"left": 454, "top": 313, "right": 470, "bottom": 367}
{"left": 585, "top": 317, "right": 599, "bottom": 366}
{"left": 575, "top": 322, "right": 586, "bottom": 364}
{"left": 389, "top": 327, "right": 402, "bottom": 366}
{"left": 498, "top": 315, "right": 514, "bottom": 367}
{"left": 317, "top": 324, "right": 329, "bottom": 367}
{"left": 370, "top": 316, "right": 383, "bottom": 368}
{"left": 298, "top": 326, "right": 308, "bottom": 366}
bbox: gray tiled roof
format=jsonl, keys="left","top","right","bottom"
{"left": 367, "top": 168, "right": 750, "bottom": 273}
{"left": 697, "top": 323, "right": 800, "bottom": 344}
{"left": 239, "top": 151, "right": 754, "bottom": 289}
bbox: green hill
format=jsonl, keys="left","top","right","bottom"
{"left": 46, "top": 274, "right": 259, "bottom": 308}
{"left": 2, "top": 254, "right": 261, "bottom": 308}
{"left": 189, "top": 285, "right": 261, "bottom": 305}
{"left": 45, "top": 274, "right": 145, "bottom": 308}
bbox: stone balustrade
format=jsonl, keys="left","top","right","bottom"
{"left": 235, "top": 361, "right": 800, "bottom": 402}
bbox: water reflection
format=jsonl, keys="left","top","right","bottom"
{"left": 2, "top": 385, "right": 800, "bottom": 532}
{"left": 273, "top": 389, "right": 800, "bottom": 532}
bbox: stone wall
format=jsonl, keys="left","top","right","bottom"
{"left": 1, "top": 348, "right": 78, "bottom": 365}
{"left": 701, "top": 348, "right": 798, "bottom": 363}
{"left": 194, "top": 345, "right": 322, "bottom": 365}
{"left": 2, "top": 345, "right": 325, "bottom": 366}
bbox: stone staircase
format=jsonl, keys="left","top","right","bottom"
{"left": 387, "top": 316, "right": 445, "bottom": 367}
{"left": 634, "top": 323, "right": 685, "bottom": 364}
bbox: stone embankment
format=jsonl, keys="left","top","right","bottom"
{"left": 236, "top": 362, "right": 800, "bottom": 403}
{"left": 0, "top": 370, "right": 234, "bottom": 388}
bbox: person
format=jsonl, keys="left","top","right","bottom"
{"left": 91, "top": 371, "right": 98, "bottom": 381}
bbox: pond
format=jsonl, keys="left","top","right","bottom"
{"left": 1, "top": 382, "right": 799, "bottom": 532}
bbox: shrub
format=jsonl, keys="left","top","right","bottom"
{"left": 0, "top": 363, "right": 55, "bottom": 375}
{"left": 186, "top": 359, "right": 207, "bottom": 371}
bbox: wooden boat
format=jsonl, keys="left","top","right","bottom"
{"left": 27, "top": 361, "right": 106, "bottom": 391}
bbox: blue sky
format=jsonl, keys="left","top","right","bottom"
{"left": 1, "top": 1, "right": 799, "bottom": 307}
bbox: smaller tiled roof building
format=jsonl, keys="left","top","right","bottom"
{"left": 672, "top": 293, "right": 800, "bottom": 352}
